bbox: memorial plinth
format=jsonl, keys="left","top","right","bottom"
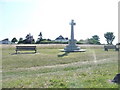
{"left": 63, "top": 20, "right": 86, "bottom": 52}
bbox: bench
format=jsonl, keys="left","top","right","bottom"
{"left": 104, "top": 45, "right": 119, "bottom": 51}
{"left": 16, "top": 46, "right": 37, "bottom": 54}
{"left": 116, "top": 45, "right": 120, "bottom": 50}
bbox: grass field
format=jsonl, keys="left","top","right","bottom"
{"left": 1, "top": 44, "right": 119, "bottom": 88}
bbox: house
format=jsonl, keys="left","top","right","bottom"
{"left": 0, "top": 38, "right": 11, "bottom": 44}
{"left": 55, "top": 35, "right": 68, "bottom": 42}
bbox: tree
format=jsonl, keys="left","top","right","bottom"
{"left": 39, "top": 32, "right": 42, "bottom": 40}
{"left": 86, "top": 35, "right": 100, "bottom": 44}
{"left": 11, "top": 37, "right": 17, "bottom": 43}
{"left": 24, "top": 33, "right": 35, "bottom": 44}
{"left": 18, "top": 38, "right": 23, "bottom": 44}
{"left": 104, "top": 32, "right": 115, "bottom": 45}
{"left": 78, "top": 39, "right": 85, "bottom": 44}
{"left": 92, "top": 35, "right": 100, "bottom": 41}
{"left": 36, "top": 32, "right": 43, "bottom": 44}
{"left": 47, "top": 39, "right": 51, "bottom": 41}
{"left": 92, "top": 35, "right": 100, "bottom": 44}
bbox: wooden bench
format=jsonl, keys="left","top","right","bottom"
{"left": 104, "top": 45, "right": 119, "bottom": 51}
{"left": 116, "top": 45, "right": 120, "bottom": 51}
{"left": 16, "top": 46, "right": 37, "bottom": 54}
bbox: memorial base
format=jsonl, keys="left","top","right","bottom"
{"left": 61, "top": 49, "right": 86, "bottom": 52}
{"left": 62, "top": 40, "right": 86, "bottom": 52}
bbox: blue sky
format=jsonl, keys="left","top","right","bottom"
{"left": 0, "top": 0, "right": 119, "bottom": 44}
{"left": 1, "top": 0, "right": 35, "bottom": 38}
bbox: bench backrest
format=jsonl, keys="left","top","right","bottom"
{"left": 104, "top": 45, "right": 116, "bottom": 49}
{"left": 16, "top": 46, "right": 36, "bottom": 50}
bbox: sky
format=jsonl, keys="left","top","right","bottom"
{"left": 0, "top": 0, "right": 119, "bottom": 44}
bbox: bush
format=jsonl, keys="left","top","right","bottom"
{"left": 36, "top": 41, "right": 68, "bottom": 44}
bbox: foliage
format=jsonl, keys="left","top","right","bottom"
{"left": 85, "top": 35, "right": 101, "bottom": 44}
{"left": 39, "top": 32, "right": 42, "bottom": 39}
{"left": 24, "top": 33, "right": 35, "bottom": 44}
{"left": 104, "top": 32, "right": 115, "bottom": 45}
{"left": 92, "top": 35, "right": 100, "bottom": 41}
{"left": 14, "top": 31, "right": 104, "bottom": 44}
{"left": 36, "top": 32, "right": 43, "bottom": 43}
{"left": 36, "top": 39, "right": 68, "bottom": 44}
{"left": 18, "top": 38, "right": 23, "bottom": 44}
{"left": 77, "top": 39, "right": 86, "bottom": 44}
{"left": 87, "top": 38, "right": 100, "bottom": 44}
{"left": 11, "top": 37, "right": 18, "bottom": 43}
{"left": 77, "top": 35, "right": 101, "bottom": 44}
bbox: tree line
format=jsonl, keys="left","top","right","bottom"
{"left": 11, "top": 32, "right": 116, "bottom": 45}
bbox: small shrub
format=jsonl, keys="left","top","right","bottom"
{"left": 49, "top": 79, "right": 68, "bottom": 88}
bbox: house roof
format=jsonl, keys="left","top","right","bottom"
{"left": 55, "top": 35, "right": 65, "bottom": 40}
{"left": 2, "top": 38, "right": 9, "bottom": 41}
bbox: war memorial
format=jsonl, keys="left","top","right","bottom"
{"left": 63, "top": 20, "right": 86, "bottom": 52}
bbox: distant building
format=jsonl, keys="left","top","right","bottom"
{"left": 55, "top": 35, "right": 68, "bottom": 42}
{"left": 0, "top": 38, "right": 11, "bottom": 44}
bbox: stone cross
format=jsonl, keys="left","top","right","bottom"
{"left": 63, "top": 19, "right": 85, "bottom": 52}
{"left": 70, "top": 20, "right": 76, "bottom": 41}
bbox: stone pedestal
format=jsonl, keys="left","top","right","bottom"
{"left": 63, "top": 20, "right": 85, "bottom": 52}
{"left": 64, "top": 39, "right": 80, "bottom": 51}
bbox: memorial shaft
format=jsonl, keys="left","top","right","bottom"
{"left": 71, "top": 23, "right": 74, "bottom": 41}
{"left": 70, "top": 20, "right": 75, "bottom": 41}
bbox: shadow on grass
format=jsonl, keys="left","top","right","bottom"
{"left": 11, "top": 52, "right": 37, "bottom": 55}
{"left": 58, "top": 52, "right": 70, "bottom": 57}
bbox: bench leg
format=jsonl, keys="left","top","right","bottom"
{"left": 16, "top": 50, "right": 17, "bottom": 54}
{"left": 35, "top": 50, "right": 37, "bottom": 53}
{"left": 115, "top": 48, "right": 119, "bottom": 51}
{"left": 104, "top": 48, "right": 108, "bottom": 51}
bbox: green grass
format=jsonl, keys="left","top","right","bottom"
{"left": 2, "top": 44, "right": 119, "bottom": 88}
